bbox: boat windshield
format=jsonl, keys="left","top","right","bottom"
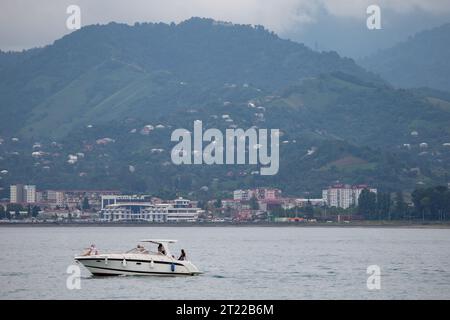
{"left": 126, "top": 245, "right": 150, "bottom": 254}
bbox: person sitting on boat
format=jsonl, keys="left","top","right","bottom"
{"left": 136, "top": 244, "right": 148, "bottom": 254}
{"left": 178, "top": 249, "right": 187, "bottom": 261}
{"left": 83, "top": 244, "right": 98, "bottom": 256}
{"left": 90, "top": 244, "right": 98, "bottom": 255}
{"left": 157, "top": 244, "right": 166, "bottom": 255}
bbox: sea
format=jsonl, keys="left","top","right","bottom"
{"left": 0, "top": 226, "right": 449, "bottom": 299}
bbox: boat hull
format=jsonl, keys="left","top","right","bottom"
{"left": 75, "top": 255, "right": 201, "bottom": 276}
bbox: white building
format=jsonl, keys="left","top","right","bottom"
{"left": 10, "top": 184, "right": 36, "bottom": 204}
{"left": 233, "top": 188, "right": 281, "bottom": 201}
{"left": 10, "top": 185, "right": 20, "bottom": 203}
{"left": 47, "top": 190, "right": 65, "bottom": 207}
{"left": 101, "top": 202, "right": 168, "bottom": 222}
{"left": 166, "top": 197, "right": 203, "bottom": 222}
{"left": 43, "top": 209, "right": 82, "bottom": 219}
{"left": 24, "top": 185, "right": 36, "bottom": 203}
{"left": 100, "top": 196, "right": 202, "bottom": 222}
{"left": 322, "top": 184, "right": 377, "bottom": 209}
{"left": 101, "top": 195, "right": 151, "bottom": 209}
{"left": 233, "top": 189, "right": 255, "bottom": 201}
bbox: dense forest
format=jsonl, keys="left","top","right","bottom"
{"left": 357, "top": 186, "right": 450, "bottom": 221}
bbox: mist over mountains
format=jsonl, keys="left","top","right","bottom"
{"left": 360, "top": 23, "right": 450, "bottom": 92}
{"left": 0, "top": 17, "right": 449, "bottom": 198}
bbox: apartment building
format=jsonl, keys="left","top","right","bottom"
{"left": 322, "top": 184, "right": 377, "bottom": 209}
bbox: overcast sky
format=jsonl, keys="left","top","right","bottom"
{"left": 1, "top": 0, "right": 450, "bottom": 58}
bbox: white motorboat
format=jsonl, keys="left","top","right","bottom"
{"left": 75, "top": 239, "right": 202, "bottom": 276}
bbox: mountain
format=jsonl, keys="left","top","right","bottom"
{"left": 359, "top": 23, "right": 450, "bottom": 92}
{"left": 0, "top": 18, "right": 449, "bottom": 197}
{"left": 0, "top": 49, "right": 41, "bottom": 71}
{"left": 265, "top": 73, "right": 450, "bottom": 148}
{"left": 0, "top": 17, "right": 381, "bottom": 139}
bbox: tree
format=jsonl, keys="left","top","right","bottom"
{"left": 376, "top": 192, "right": 391, "bottom": 220}
{"left": 31, "top": 206, "right": 40, "bottom": 218}
{"left": 445, "top": 189, "right": 450, "bottom": 221}
{"left": 197, "top": 200, "right": 206, "bottom": 210}
{"left": 394, "top": 191, "right": 407, "bottom": 219}
{"left": 358, "top": 189, "right": 377, "bottom": 219}
{"left": 412, "top": 186, "right": 450, "bottom": 221}
{"left": 0, "top": 205, "right": 5, "bottom": 219}
{"left": 432, "top": 186, "right": 448, "bottom": 221}
{"left": 214, "top": 198, "right": 222, "bottom": 209}
{"left": 6, "top": 203, "right": 24, "bottom": 220}
{"left": 249, "top": 195, "right": 259, "bottom": 210}
{"left": 304, "top": 201, "right": 314, "bottom": 218}
{"left": 82, "top": 197, "right": 90, "bottom": 210}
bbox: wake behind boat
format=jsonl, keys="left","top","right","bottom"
{"left": 75, "top": 239, "right": 202, "bottom": 276}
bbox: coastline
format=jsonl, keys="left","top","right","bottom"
{"left": 1, "top": 221, "right": 450, "bottom": 229}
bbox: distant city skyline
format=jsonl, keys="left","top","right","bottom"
{"left": 1, "top": 0, "right": 450, "bottom": 58}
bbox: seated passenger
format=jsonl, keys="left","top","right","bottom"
{"left": 158, "top": 244, "right": 166, "bottom": 255}
{"left": 136, "top": 244, "right": 148, "bottom": 253}
{"left": 178, "top": 249, "right": 187, "bottom": 261}
{"left": 83, "top": 244, "right": 98, "bottom": 256}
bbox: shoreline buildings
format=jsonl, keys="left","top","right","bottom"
{"left": 5, "top": 183, "right": 376, "bottom": 222}
{"left": 34, "top": 189, "right": 120, "bottom": 209}
{"left": 100, "top": 196, "right": 203, "bottom": 222}
{"left": 322, "top": 184, "right": 377, "bottom": 209}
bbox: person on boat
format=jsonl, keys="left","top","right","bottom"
{"left": 158, "top": 244, "right": 166, "bottom": 255}
{"left": 91, "top": 244, "right": 98, "bottom": 255}
{"left": 178, "top": 249, "right": 187, "bottom": 261}
{"left": 136, "top": 244, "right": 148, "bottom": 253}
{"left": 83, "top": 244, "right": 98, "bottom": 256}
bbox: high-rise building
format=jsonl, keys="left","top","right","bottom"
{"left": 10, "top": 185, "right": 22, "bottom": 203}
{"left": 322, "top": 184, "right": 377, "bottom": 209}
{"left": 10, "top": 184, "right": 36, "bottom": 204}
{"left": 24, "top": 185, "right": 36, "bottom": 203}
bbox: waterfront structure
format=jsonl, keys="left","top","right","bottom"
{"left": 10, "top": 184, "right": 36, "bottom": 204}
{"left": 166, "top": 197, "right": 202, "bottom": 222}
{"left": 100, "top": 196, "right": 202, "bottom": 222}
{"left": 101, "top": 194, "right": 151, "bottom": 209}
{"left": 322, "top": 184, "right": 377, "bottom": 209}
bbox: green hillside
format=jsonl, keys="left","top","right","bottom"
{"left": 0, "top": 18, "right": 381, "bottom": 139}
{"left": 0, "top": 18, "right": 449, "bottom": 198}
